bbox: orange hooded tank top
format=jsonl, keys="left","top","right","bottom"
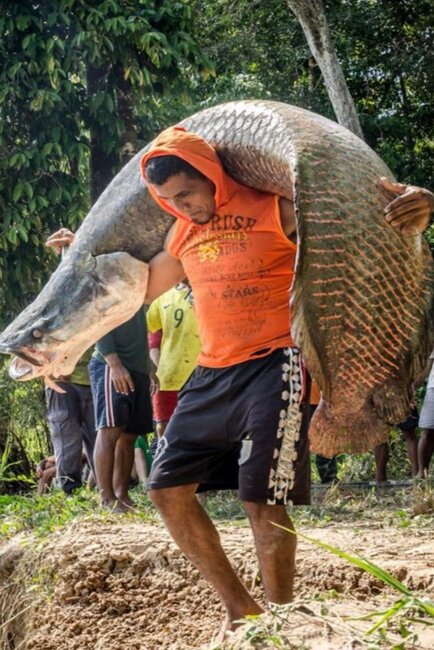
{"left": 141, "top": 127, "right": 297, "bottom": 368}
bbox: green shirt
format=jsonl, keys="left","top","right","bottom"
{"left": 69, "top": 349, "right": 92, "bottom": 385}
{"left": 93, "top": 307, "right": 150, "bottom": 374}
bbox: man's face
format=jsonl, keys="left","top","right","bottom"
{"left": 152, "top": 172, "right": 216, "bottom": 224}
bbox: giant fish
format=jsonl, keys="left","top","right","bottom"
{"left": 0, "top": 100, "right": 433, "bottom": 456}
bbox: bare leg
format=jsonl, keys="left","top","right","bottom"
{"left": 114, "top": 432, "right": 136, "bottom": 507}
{"left": 149, "top": 484, "right": 262, "bottom": 623}
{"left": 134, "top": 447, "right": 149, "bottom": 483}
{"left": 374, "top": 442, "right": 389, "bottom": 482}
{"left": 93, "top": 426, "right": 123, "bottom": 508}
{"left": 87, "top": 469, "right": 96, "bottom": 489}
{"left": 417, "top": 429, "right": 434, "bottom": 478}
{"left": 244, "top": 502, "right": 296, "bottom": 604}
{"left": 403, "top": 429, "right": 419, "bottom": 478}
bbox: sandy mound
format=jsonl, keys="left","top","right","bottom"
{"left": 1, "top": 518, "right": 433, "bottom": 649}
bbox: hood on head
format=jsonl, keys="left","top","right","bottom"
{"left": 140, "top": 126, "right": 238, "bottom": 221}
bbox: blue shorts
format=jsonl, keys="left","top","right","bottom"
{"left": 147, "top": 348, "right": 311, "bottom": 505}
{"left": 89, "top": 358, "right": 153, "bottom": 435}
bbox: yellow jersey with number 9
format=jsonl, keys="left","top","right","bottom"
{"left": 146, "top": 284, "right": 201, "bottom": 390}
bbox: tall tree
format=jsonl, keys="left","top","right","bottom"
{"left": 286, "top": 0, "right": 364, "bottom": 139}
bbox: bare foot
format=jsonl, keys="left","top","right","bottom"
{"left": 116, "top": 494, "right": 136, "bottom": 509}
{"left": 100, "top": 499, "right": 131, "bottom": 514}
{"left": 209, "top": 616, "right": 234, "bottom": 648}
{"left": 211, "top": 608, "right": 262, "bottom": 647}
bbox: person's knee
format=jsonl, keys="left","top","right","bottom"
{"left": 149, "top": 487, "right": 170, "bottom": 509}
{"left": 119, "top": 432, "right": 136, "bottom": 447}
{"left": 149, "top": 484, "right": 197, "bottom": 512}
{"left": 96, "top": 427, "right": 123, "bottom": 446}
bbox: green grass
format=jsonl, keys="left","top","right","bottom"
{"left": 0, "top": 487, "right": 160, "bottom": 540}
{"left": 1, "top": 480, "right": 433, "bottom": 542}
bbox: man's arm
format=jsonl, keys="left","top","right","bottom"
{"left": 147, "top": 329, "right": 162, "bottom": 396}
{"left": 97, "top": 331, "right": 135, "bottom": 395}
{"left": 149, "top": 335, "right": 161, "bottom": 370}
{"left": 145, "top": 231, "right": 185, "bottom": 303}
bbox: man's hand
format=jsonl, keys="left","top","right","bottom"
{"left": 105, "top": 353, "right": 135, "bottom": 394}
{"left": 381, "top": 178, "right": 434, "bottom": 236}
{"left": 149, "top": 369, "right": 159, "bottom": 396}
{"left": 45, "top": 228, "right": 76, "bottom": 254}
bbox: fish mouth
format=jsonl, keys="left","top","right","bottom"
{"left": 8, "top": 356, "right": 38, "bottom": 380}
{"left": 14, "top": 349, "right": 45, "bottom": 367}
{"left": 7, "top": 347, "right": 53, "bottom": 381}
{"left": 8, "top": 355, "right": 67, "bottom": 393}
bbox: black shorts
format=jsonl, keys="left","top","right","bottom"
{"left": 397, "top": 407, "right": 419, "bottom": 432}
{"left": 147, "top": 348, "right": 311, "bottom": 505}
{"left": 89, "top": 358, "right": 153, "bottom": 435}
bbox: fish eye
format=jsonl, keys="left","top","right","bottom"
{"left": 32, "top": 329, "right": 43, "bottom": 339}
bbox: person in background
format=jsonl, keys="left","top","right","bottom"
{"left": 416, "top": 350, "right": 434, "bottom": 478}
{"left": 132, "top": 434, "right": 154, "bottom": 484}
{"left": 47, "top": 228, "right": 154, "bottom": 511}
{"left": 89, "top": 306, "right": 154, "bottom": 511}
{"left": 374, "top": 409, "right": 420, "bottom": 483}
{"left": 147, "top": 281, "right": 201, "bottom": 439}
{"left": 374, "top": 351, "right": 434, "bottom": 483}
{"left": 36, "top": 455, "right": 56, "bottom": 494}
{"left": 45, "top": 231, "right": 97, "bottom": 494}
{"left": 36, "top": 452, "right": 94, "bottom": 494}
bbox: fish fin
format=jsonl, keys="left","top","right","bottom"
{"left": 309, "top": 398, "right": 390, "bottom": 457}
{"left": 44, "top": 377, "right": 66, "bottom": 394}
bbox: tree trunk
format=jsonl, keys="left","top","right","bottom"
{"left": 86, "top": 63, "right": 120, "bottom": 205}
{"left": 114, "top": 63, "right": 139, "bottom": 167}
{"left": 286, "top": 0, "right": 364, "bottom": 140}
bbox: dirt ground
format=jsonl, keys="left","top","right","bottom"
{"left": 1, "top": 515, "right": 434, "bottom": 650}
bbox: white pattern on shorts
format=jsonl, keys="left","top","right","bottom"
{"left": 267, "top": 347, "right": 303, "bottom": 505}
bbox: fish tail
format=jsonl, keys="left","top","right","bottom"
{"left": 309, "top": 399, "right": 390, "bottom": 457}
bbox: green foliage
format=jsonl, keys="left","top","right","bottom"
{"left": 0, "top": 489, "right": 100, "bottom": 539}
{"left": 0, "top": 361, "right": 51, "bottom": 492}
{"left": 0, "top": 486, "right": 160, "bottom": 540}
{"left": 186, "top": 0, "right": 433, "bottom": 187}
{"left": 337, "top": 428, "right": 414, "bottom": 483}
{"left": 324, "top": 0, "right": 434, "bottom": 185}
{"left": 0, "top": 0, "right": 210, "bottom": 323}
{"left": 185, "top": 0, "right": 331, "bottom": 111}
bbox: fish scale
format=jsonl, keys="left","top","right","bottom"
{"left": 0, "top": 100, "right": 433, "bottom": 456}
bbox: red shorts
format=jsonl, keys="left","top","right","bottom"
{"left": 153, "top": 390, "right": 178, "bottom": 422}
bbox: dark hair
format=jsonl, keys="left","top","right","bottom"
{"left": 145, "top": 155, "right": 206, "bottom": 185}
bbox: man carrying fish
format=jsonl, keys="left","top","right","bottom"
{"left": 1, "top": 100, "right": 433, "bottom": 639}
{"left": 140, "top": 125, "right": 434, "bottom": 634}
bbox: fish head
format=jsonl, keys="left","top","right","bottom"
{"left": 0, "top": 249, "right": 149, "bottom": 383}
